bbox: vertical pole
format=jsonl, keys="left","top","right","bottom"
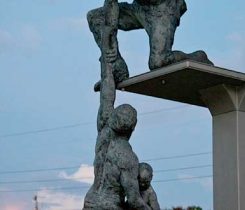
{"left": 200, "top": 84, "right": 245, "bottom": 210}
{"left": 33, "top": 195, "right": 38, "bottom": 210}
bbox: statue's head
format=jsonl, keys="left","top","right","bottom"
{"left": 108, "top": 104, "right": 137, "bottom": 135}
{"left": 138, "top": 162, "right": 153, "bottom": 191}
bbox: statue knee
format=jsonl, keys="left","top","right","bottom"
{"left": 87, "top": 10, "right": 95, "bottom": 27}
{"left": 87, "top": 8, "right": 103, "bottom": 30}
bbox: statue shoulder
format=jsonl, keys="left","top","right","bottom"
{"left": 115, "top": 140, "right": 139, "bottom": 170}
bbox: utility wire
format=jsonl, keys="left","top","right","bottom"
{"left": 154, "top": 164, "right": 212, "bottom": 173}
{"left": 0, "top": 177, "right": 92, "bottom": 184}
{"left": 37, "top": 209, "right": 81, "bottom": 210}
{"left": 0, "top": 122, "right": 94, "bottom": 138}
{"left": 0, "top": 151, "right": 211, "bottom": 175}
{"left": 0, "top": 105, "right": 189, "bottom": 139}
{"left": 0, "top": 175, "right": 212, "bottom": 193}
{"left": 153, "top": 175, "right": 213, "bottom": 183}
{"left": 0, "top": 164, "right": 212, "bottom": 185}
{"left": 0, "top": 186, "right": 89, "bottom": 193}
{"left": 0, "top": 166, "right": 79, "bottom": 175}
{"left": 142, "top": 152, "right": 212, "bottom": 162}
{"left": 138, "top": 105, "right": 189, "bottom": 116}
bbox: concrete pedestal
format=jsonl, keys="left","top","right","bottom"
{"left": 118, "top": 61, "right": 245, "bottom": 210}
{"left": 200, "top": 85, "right": 245, "bottom": 210}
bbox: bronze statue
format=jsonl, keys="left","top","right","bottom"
{"left": 84, "top": 0, "right": 214, "bottom": 208}
{"left": 87, "top": 0, "right": 214, "bottom": 91}
{"left": 83, "top": 1, "right": 152, "bottom": 209}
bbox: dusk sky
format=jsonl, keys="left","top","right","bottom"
{"left": 0, "top": 0, "right": 244, "bottom": 210}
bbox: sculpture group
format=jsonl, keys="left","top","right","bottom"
{"left": 83, "top": 0, "right": 213, "bottom": 209}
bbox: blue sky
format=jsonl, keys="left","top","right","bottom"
{"left": 0, "top": 0, "right": 244, "bottom": 209}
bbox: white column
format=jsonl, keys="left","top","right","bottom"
{"left": 200, "top": 84, "right": 245, "bottom": 210}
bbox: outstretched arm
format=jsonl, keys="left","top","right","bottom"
{"left": 97, "top": 0, "right": 119, "bottom": 132}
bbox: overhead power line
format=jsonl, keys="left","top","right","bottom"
{"left": 0, "top": 164, "right": 212, "bottom": 185}
{"left": 154, "top": 164, "right": 212, "bottom": 173}
{"left": 0, "top": 122, "right": 94, "bottom": 138}
{"left": 142, "top": 152, "right": 212, "bottom": 162}
{"left": 138, "top": 105, "right": 190, "bottom": 116}
{"left": 153, "top": 175, "right": 213, "bottom": 183}
{"left": 0, "top": 186, "right": 89, "bottom": 193}
{"left": 0, "top": 105, "right": 189, "bottom": 139}
{"left": 0, "top": 177, "right": 92, "bottom": 184}
{"left": 0, "top": 151, "right": 211, "bottom": 175}
{"left": 0, "top": 166, "right": 79, "bottom": 175}
{"left": 0, "top": 175, "right": 212, "bottom": 193}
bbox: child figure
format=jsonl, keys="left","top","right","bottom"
{"left": 138, "top": 162, "right": 161, "bottom": 210}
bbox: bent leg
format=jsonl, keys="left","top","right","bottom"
{"left": 118, "top": 2, "right": 143, "bottom": 31}
{"left": 141, "top": 0, "right": 187, "bottom": 69}
{"left": 147, "top": 18, "right": 177, "bottom": 70}
{"left": 87, "top": 6, "right": 128, "bottom": 88}
{"left": 147, "top": 25, "right": 213, "bottom": 70}
{"left": 144, "top": 0, "right": 212, "bottom": 69}
{"left": 87, "top": 3, "right": 143, "bottom": 48}
{"left": 87, "top": 7, "right": 104, "bottom": 50}
{"left": 87, "top": 3, "right": 143, "bottom": 90}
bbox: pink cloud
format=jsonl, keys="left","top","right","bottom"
{"left": 3, "top": 205, "right": 25, "bottom": 210}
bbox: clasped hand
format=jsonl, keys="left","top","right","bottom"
{"left": 103, "top": 47, "right": 118, "bottom": 63}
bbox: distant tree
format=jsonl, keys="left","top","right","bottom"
{"left": 187, "top": 206, "right": 202, "bottom": 210}
{"left": 162, "top": 206, "right": 202, "bottom": 210}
